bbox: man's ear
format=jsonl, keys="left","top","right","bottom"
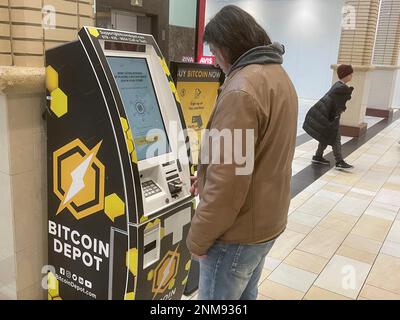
{"left": 220, "top": 47, "right": 231, "bottom": 65}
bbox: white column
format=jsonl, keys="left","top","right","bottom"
{"left": 332, "top": 0, "right": 380, "bottom": 136}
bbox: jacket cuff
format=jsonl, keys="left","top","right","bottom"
{"left": 186, "top": 233, "right": 209, "bottom": 256}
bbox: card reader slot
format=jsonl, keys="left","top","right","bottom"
{"left": 168, "top": 178, "right": 183, "bottom": 198}
{"left": 162, "top": 161, "right": 175, "bottom": 167}
{"left": 144, "top": 240, "right": 157, "bottom": 254}
{"left": 166, "top": 174, "right": 179, "bottom": 181}
{"left": 166, "top": 169, "right": 177, "bottom": 176}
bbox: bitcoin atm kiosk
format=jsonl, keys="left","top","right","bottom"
{"left": 46, "top": 27, "right": 194, "bottom": 300}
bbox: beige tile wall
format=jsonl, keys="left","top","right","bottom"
{"left": 0, "top": 95, "right": 10, "bottom": 173}
{"left": 1, "top": 0, "right": 94, "bottom": 67}
{"left": 0, "top": 172, "right": 15, "bottom": 260}
{"left": 4, "top": 93, "right": 47, "bottom": 299}
{"left": 0, "top": 2, "right": 12, "bottom": 66}
{"left": 338, "top": 0, "right": 380, "bottom": 65}
{"left": 0, "top": 0, "right": 94, "bottom": 299}
{"left": 1, "top": 90, "right": 48, "bottom": 299}
{"left": 373, "top": 0, "right": 400, "bottom": 66}
{"left": 0, "top": 95, "right": 17, "bottom": 299}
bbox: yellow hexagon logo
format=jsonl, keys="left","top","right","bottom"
{"left": 51, "top": 88, "right": 68, "bottom": 118}
{"left": 127, "top": 129, "right": 133, "bottom": 141}
{"left": 48, "top": 272, "right": 62, "bottom": 300}
{"left": 147, "top": 269, "right": 154, "bottom": 281}
{"left": 126, "top": 248, "right": 138, "bottom": 277}
{"left": 88, "top": 27, "right": 100, "bottom": 38}
{"left": 125, "top": 292, "right": 135, "bottom": 300}
{"left": 53, "top": 139, "right": 105, "bottom": 220}
{"left": 152, "top": 246, "right": 180, "bottom": 299}
{"left": 185, "top": 260, "right": 191, "bottom": 271}
{"left": 120, "top": 117, "right": 138, "bottom": 164}
{"left": 131, "top": 151, "right": 138, "bottom": 164}
{"left": 46, "top": 65, "right": 59, "bottom": 93}
{"left": 126, "top": 139, "right": 134, "bottom": 154}
{"left": 104, "top": 193, "right": 125, "bottom": 222}
{"left": 120, "top": 117, "right": 129, "bottom": 132}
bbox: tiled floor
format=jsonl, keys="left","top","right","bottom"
{"left": 258, "top": 114, "right": 400, "bottom": 300}
{"left": 184, "top": 107, "right": 400, "bottom": 300}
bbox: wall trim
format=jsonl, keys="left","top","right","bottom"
{"left": 366, "top": 108, "right": 394, "bottom": 118}
{"left": 0, "top": 66, "right": 45, "bottom": 94}
{"left": 340, "top": 123, "right": 368, "bottom": 137}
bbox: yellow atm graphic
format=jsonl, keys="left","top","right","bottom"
{"left": 170, "top": 62, "right": 224, "bottom": 167}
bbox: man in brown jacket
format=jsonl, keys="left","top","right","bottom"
{"left": 186, "top": 5, "right": 298, "bottom": 300}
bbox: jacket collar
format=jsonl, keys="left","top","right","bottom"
{"left": 227, "top": 42, "right": 285, "bottom": 77}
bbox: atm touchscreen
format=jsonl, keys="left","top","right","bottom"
{"left": 107, "top": 56, "right": 171, "bottom": 161}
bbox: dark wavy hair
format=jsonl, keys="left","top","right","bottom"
{"left": 203, "top": 5, "right": 272, "bottom": 64}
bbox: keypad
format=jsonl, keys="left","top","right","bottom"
{"left": 142, "top": 180, "right": 162, "bottom": 198}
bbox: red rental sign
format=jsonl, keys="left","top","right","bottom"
{"left": 197, "top": 56, "right": 215, "bottom": 65}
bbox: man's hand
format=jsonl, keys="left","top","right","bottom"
{"left": 192, "top": 254, "right": 207, "bottom": 261}
{"left": 189, "top": 176, "right": 199, "bottom": 196}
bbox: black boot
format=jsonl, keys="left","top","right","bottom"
{"left": 312, "top": 155, "right": 330, "bottom": 165}
{"left": 335, "top": 160, "right": 354, "bottom": 170}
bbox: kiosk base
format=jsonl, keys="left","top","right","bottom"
{"left": 183, "top": 259, "right": 199, "bottom": 296}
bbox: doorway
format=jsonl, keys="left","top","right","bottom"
{"left": 111, "top": 10, "right": 152, "bottom": 34}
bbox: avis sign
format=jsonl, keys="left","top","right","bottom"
{"left": 198, "top": 56, "right": 215, "bottom": 65}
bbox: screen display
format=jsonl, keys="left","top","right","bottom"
{"left": 107, "top": 56, "right": 171, "bottom": 161}
{"left": 105, "top": 42, "right": 146, "bottom": 53}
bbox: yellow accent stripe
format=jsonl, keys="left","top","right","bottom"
{"left": 159, "top": 57, "right": 171, "bottom": 77}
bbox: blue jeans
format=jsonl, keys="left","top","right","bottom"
{"left": 198, "top": 239, "right": 275, "bottom": 300}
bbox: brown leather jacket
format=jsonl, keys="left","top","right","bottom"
{"left": 186, "top": 63, "right": 298, "bottom": 256}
